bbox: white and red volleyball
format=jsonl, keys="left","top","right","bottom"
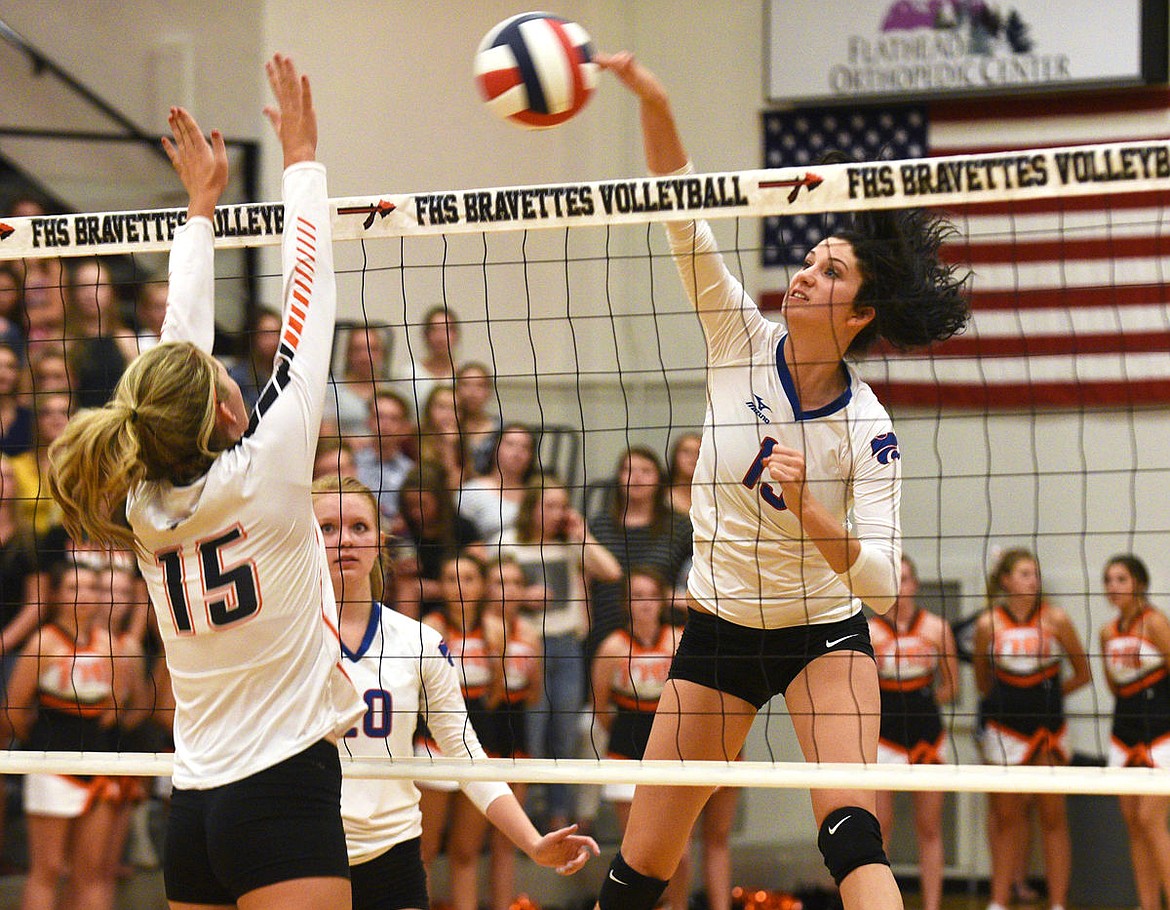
{"left": 474, "top": 12, "right": 597, "bottom": 129}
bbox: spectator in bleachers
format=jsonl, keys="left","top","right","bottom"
{"left": 973, "top": 548, "right": 1091, "bottom": 910}
{"left": 26, "top": 349, "right": 71, "bottom": 398}
{"left": 418, "top": 550, "right": 494, "bottom": 910}
{"left": 666, "top": 430, "right": 702, "bottom": 516}
{"left": 132, "top": 272, "right": 168, "bottom": 353}
{"left": 327, "top": 323, "right": 392, "bottom": 440}
{"left": 1099, "top": 554, "right": 1170, "bottom": 910}
{"left": 481, "top": 553, "right": 543, "bottom": 910}
{"left": 592, "top": 567, "right": 688, "bottom": 909}
{"left": 502, "top": 473, "right": 622, "bottom": 829}
{"left": 65, "top": 258, "right": 137, "bottom": 408}
{"left": 227, "top": 306, "right": 282, "bottom": 413}
{"left": 0, "top": 262, "right": 26, "bottom": 352}
{"left": 455, "top": 360, "right": 502, "bottom": 475}
{"left": 22, "top": 258, "right": 68, "bottom": 364}
{"left": 313, "top": 436, "right": 360, "bottom": 484}
{"left": 459, "top": 422, "right": 536, "bottom": 547}
{"left": 394, "top": 460, "right": 484, "bottom": 619}
{"left": 419, "top": 383, "right": 470, "bottom": 489}
{"left": 2, "top": 558, "right": 144, "bottom": 910}
{"left": 0, "top": 342, "right": 34, "bottom": 456}
{"left": 355, "top": 388, "right": 416, "bottom": 525}
{"left": 97, "top": 551, "right": 161, "bottom": 873}
{"left": 407, "top": 305, "right": 460, "bottom": 417}
{"left": 586, "top": 446, "right": 692, "bottom": 660}
{"left": 3, "top": 194, "right": 50, "bottom": 220}
{"left": 11, "top": 391, "right": 71, "bottom": 537}
{"left": 0, "top": 454, "right": 42, "bottom": 669}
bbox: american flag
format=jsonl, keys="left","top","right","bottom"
{"left": 761, "top": 88, "right": 1170, "bottom": 408}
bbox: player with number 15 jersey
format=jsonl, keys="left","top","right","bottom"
{"left": 126, "top": 112, "right": 363, "bottom": 793}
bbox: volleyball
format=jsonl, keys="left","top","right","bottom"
{"left": 474, "top": 12, "right": 597, "bottom": 130}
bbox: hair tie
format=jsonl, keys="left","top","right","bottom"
{"left": 128, "top": 407, "right": 139, "bottom": 424}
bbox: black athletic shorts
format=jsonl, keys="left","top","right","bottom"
{"left": 669, "top": 608, "right": 874, "bottom": 709}
{"left": 164, "top": 738, "right": 349, "bottom": 905}
{"left": 351, "top": 836, "right": 429, "bottom": 910}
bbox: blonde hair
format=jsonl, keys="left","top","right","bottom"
{"left": 47, "top": 342, "right": 227, "bottom": 549}
{"left": 311, "top": 474, "right": 393, "bottom": 605}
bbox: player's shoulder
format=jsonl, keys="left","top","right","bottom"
{"left": 380, "top": 606, "right": 441, "bottom": 651}
{"left": 845, "top": 371, "right": 893, "bottom": 424}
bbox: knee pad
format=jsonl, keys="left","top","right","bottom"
{"left": 816, "top": 806, "right": 889, "bottom": 885}
{"left": 597, "top": 850, "right": 669, "bottom": 910}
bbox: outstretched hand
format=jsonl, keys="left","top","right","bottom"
{"left": 595, "top": 50, "right": 687, "bottom": 176}
{"left": 162, "top": 107, "right": 229, "bottom": 221}
{"left": 528, "top": 823, "right": 600, "bottom": 875}
{"left": 263, "top": 52, "right": 317, "bottom": 168}
{"left": 595, "top": 51, "right": 669, "bottom": 106}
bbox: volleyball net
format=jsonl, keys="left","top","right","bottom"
{"left": 0, "top": 139, "right": 1169, "bottom": 803}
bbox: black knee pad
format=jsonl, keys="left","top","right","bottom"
{"left": 816, "top": 806, "right": 889, "bottom": 885}
{"left": 597, "top": 850, "right": 669, "bottom": 910}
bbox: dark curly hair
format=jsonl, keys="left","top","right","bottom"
{"left": 835, "top": 208, "right": 972, "bottom": 356}
{"left": 816, "top": 151, "right": 972, "bottom": 357}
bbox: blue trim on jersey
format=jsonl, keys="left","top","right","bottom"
{"left": 341, "top": 601, "right": 381, "bottom": 662}
{"left": 775, "top": 333, "right": 853, "bottom": 420}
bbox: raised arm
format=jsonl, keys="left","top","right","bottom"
{"left": 598, "top": 51, "right": 763, "bottom": 350}
{"left": 595, "top": 51, "right": 687, "bottom": 176}
{"left": 159, "top": 107, "right": 228, "bottom": 349}
{"left": 263, "top": 52, "right": 317, "bottom": 168}
{"left": 162, "top": 107, "right": 229, "bottom": 221}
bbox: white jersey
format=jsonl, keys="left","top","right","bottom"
{"left": 662, "top": 189, "right": 901, "bottom": 628}
{"left": 339, "top": 603, "right": 510, "bottom": 865}
{"left": 126, "top": 163, "right": 364, "bottom": 790}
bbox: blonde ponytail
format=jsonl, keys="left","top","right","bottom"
{"left": 48, "top": 341, "right": 225, "bottom": 550}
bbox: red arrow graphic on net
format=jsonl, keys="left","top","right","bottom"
{"left": 0, "top": 223, "right": 13, "bottom": 241}
{"left": 337, "top": 200, "right": 396, "bottom": 229}
{"left": 759, "top": 174, "right": 824, "bottom": 204}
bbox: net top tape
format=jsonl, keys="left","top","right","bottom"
{"left": 2, "top": 139, "right": 1168, "bottom": 259}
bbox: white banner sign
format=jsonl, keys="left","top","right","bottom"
{"left": 766, "top": 0, "right": 1160, "bottom": 103}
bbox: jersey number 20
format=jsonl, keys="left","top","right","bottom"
{"left": 155, "top": 526, "right": 260, "bottom": 632}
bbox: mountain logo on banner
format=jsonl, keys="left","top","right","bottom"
{"left": 881, "top": 1, "right": 1034, "bottom": 54}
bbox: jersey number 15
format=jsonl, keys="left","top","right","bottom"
{"left": 155, "top": 526, "right": 260, "bottom": 633}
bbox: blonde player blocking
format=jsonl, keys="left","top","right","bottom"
{"left": 48, "top": 55, "right": 366, "bottom": 909}
{"left": 312, "top": 475, "right": 598, "bottom": 910}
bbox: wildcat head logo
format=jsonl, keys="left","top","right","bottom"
{"left": 870, "top": 432, "right": 900, "bottom": 464}
{"left": 747, "top": 394, "right": 772, "bottom": 424}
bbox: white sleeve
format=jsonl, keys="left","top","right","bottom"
{"left": 160, "top": 216, "right": 215, "bottom": 350}
{"left": 243, "top": 161, "right": 337, "bottom": 477}
{"left": 659, "top": 163, "right": 771, "bottom": 364}
{"left": 419, "top": 636, "right": 511, "bottom": 814}
{"left": 838, "top": 427, "right": 902, "bottom": 612}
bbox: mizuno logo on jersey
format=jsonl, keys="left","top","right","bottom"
{"left": 438, "top": 640, "right": 455, "bottom": 667}
{"left": 870, "top": 431, "right": 900, "bottom": 464}
{"left": 747, "top": 394, "right": 772, "bottom": 424}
